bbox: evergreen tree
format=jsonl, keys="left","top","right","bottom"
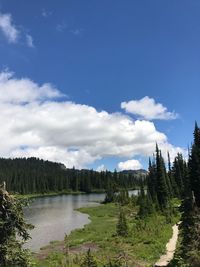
{"left": 116, "top": 188, "right": 129, "bottom": 205}
{"left": 0, "top": 157, "right": 143, "bottom": 194}
{"left": 0, "top": 183, "right": 33, "bottom": 266}
{"left": 147, "top": 158, "right": 157, "bottom": 202}
{"left": 190, "top": 122, "right": 200, "bottom": 207}
{"left": 177, "top": 123, "right": 200, "bottom": 265}
{"left": 155, "top": 144, "right": 169, "bottom": 210}
{"left": 104, "top": 182, "right": 116, "bottom": 203}
{"left": 116, "top": 209, "right": 128, "bottom": 237}
{"left": 168, "top": 152, "right": 179, "bottom": 197}
{"left": 172, "top": 153, "right": 186, "bottom": 198}
{"left": 147, "top": 145, "right": 171, "bottom": 210}
{"left": 138, "top": 183, "right": 153, "bottom": 218}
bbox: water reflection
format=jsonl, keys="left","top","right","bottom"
{"left": 24, "top": 191, "right": 138, "bottom": 251}
{"left": 24, "top": 193, "right": 105, "bottom": 251}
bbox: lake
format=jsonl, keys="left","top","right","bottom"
{"left": 24, "top": 191, "right": 138, "bottom": 251}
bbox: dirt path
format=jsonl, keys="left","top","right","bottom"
{"left": 154, "top": 222, "right": 180, "bottom": 267}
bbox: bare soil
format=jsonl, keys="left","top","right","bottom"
{"left": 154, "top": 222, "right": 180, "bottom": 267}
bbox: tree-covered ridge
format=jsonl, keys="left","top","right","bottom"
{"left": 0, "top": 157, "right": 145, "bottom": 194}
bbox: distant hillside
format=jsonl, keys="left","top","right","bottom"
{"left": 119, "top": 169, "right": 147, "bottom": 177}
{"left": 0, "top": 157, "right": 145, "bottom": 194}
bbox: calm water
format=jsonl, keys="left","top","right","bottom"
{"left": 24, "top": 193, "right": 105, "bottom": 251}
{"left": 24, "top": 191, "right": 138, "bottom": 251}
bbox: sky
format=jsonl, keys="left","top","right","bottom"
{"left": 0, "top": 0, "right": 199, "bottom": 171}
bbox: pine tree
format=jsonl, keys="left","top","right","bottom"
{"left": 116, "top": 188, "right": 129, "bottom": 205}
{"left": 172, "top": 153, "right": 186, "bottom": 198}
{"left": 155, "top": 144, "right": 169, "bottom": 210}
{"left": 178, "top": 123, "right": 200, "bottom": 265}
{"left": 116, "top": 209, "right": 128, "bottom": 237}
{"left": 138, "top": 183, "right": 153, "bottom": 218}
{"left": 180, "top": 168, "right": 194, "bottom": 256}
{"left": 104, "top": 182, "right": 116, "bottom": 203}
{"left": 0, "top": 183, "right": 33, "bottom": 266}
{"left": 190, "top": 122, "right": 200, "bottom": 207}
{"left": 168, "top": 152, "right": 179, "bottom": 197}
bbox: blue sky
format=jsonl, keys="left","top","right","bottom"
{"left": 0, "top": 0, "right": 199, "bottom": 171}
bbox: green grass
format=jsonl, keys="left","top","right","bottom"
{"left": 15, "top": 190, "right": 86, "bottom": 199}
{"left": 34, "top": 200, "right": 180, "bottom": 267}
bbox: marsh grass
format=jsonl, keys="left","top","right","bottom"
{"left": 35, "top": 201, "right": 180, "bottom": 267}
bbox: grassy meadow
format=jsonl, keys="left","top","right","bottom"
{"left": 34, "top": 200, "right": 180, "bottom": 267}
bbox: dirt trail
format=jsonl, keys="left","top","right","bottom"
{"left": 154, "top": 223, "right": 180, "bottom": 267}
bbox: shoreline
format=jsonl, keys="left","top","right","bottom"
{"left": 24, "top": 193, "right": 103, "bottom": 252}
{"left": 34, "top": 203, "right": 180, "bottom": 267}
{"left": 15, "top": 187, "right": 138, "bottom": 200}
{"left": 15, "top": 189, "right": 106, "bottom": 200}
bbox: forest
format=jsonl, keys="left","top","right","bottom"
{"left": 0, "top": 157, "right": 145, "bottom": 194}
{"left": 1, "top": 123, "right": 200, "bottom": 266}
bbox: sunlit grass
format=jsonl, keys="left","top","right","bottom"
{"left": 35, "top": 200, "right": 181, "bottom": 267}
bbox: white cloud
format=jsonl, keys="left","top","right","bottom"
{"left": 26, "top": 34, "right": 34, "bottom": 48}
{"left": 0, "top": 71, "right": 185, "bottom": 169}
{"left": 0, "top": 12, "right": 34, "bottom": 47}
{"left": 118, "top": 159, "right": 142, "bottom": 171}
{"left": 121, "top": 96, "right": 178, "bottom": 120}
{"left": 0, "top": 70, "right": 62, "bottom": 103}
{"left": 96, "top": 164, "right": 107, "bottom": 172}
{"left": 0, "top": 13, "right": 19, "bottom": 43}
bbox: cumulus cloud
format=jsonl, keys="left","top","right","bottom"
{"left": 0, "top": 13, "right": 19, "bottom": 43}
{"left": 121, "top": 96, "right": 178, "bottom": 120}
{"left": 0, "top": 71, "right": 184, "bottom": 169}
{"left": 0, "top": 71, "right": 62, "bottom": 103}
{"left": 118, "top": 159, "right": 142, "bottom": 171}
{"left": 96, "top": 164, "right": 107, "bottom": 172}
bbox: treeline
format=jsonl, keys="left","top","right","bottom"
{"left": 173, "top": 123, "right": 200, "bottom": 266}
{"left": 0, "top": 157, "right": 145, "bottom": 194}
{"left": 102, "top": 122, "right": 200, "bottom": 266}
{"left": 146, "top": 144, "right": 187, "bottom": 212}
{"left": 137, "top": 139, "right": 188, "bottom": 224}
{"left": 138, "top": 122, "right": 200, "bottom": 266}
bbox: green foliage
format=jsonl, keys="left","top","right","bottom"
{"left": 137, "top": 183, "right": 154, "bottom": 219}
{"left": 104, "top": 253, "right": 130, "bottom": 267}
{"left": 155, "top": 144, "right": 169, "bottom": 210}
{"left": 174, "top": 122, "right": 200, "bottom": 266}
{"left": 80, "top": 249, "right": 97, "bottom": 267}
{"left": 104, "top": 261, "right": 121, "bottom": 267}
{"left": 116, "top": 209, "right": 128, "bottom": 237}
{"left": 103, "top": 181, "right": 116, "bottom": 203}
{"left": 115, "top": 189, "right": 129, "bottom": 206}
{"left": 36, "top": 201, "right": 180, "bottom": 267}
{"left": 147, "top": 145, "right": 173, "bottom": 211}
{"left": 171, "top": 153, "right": 187, "bottom": 198}
{"left": 0, "top": 157, "right": 142, "bottom": 195}
{"left": 189, "top": 122, "right": 200, "bottom": 207}
{"left": 0, "top": 188, "right": 33, "bottom": 266}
